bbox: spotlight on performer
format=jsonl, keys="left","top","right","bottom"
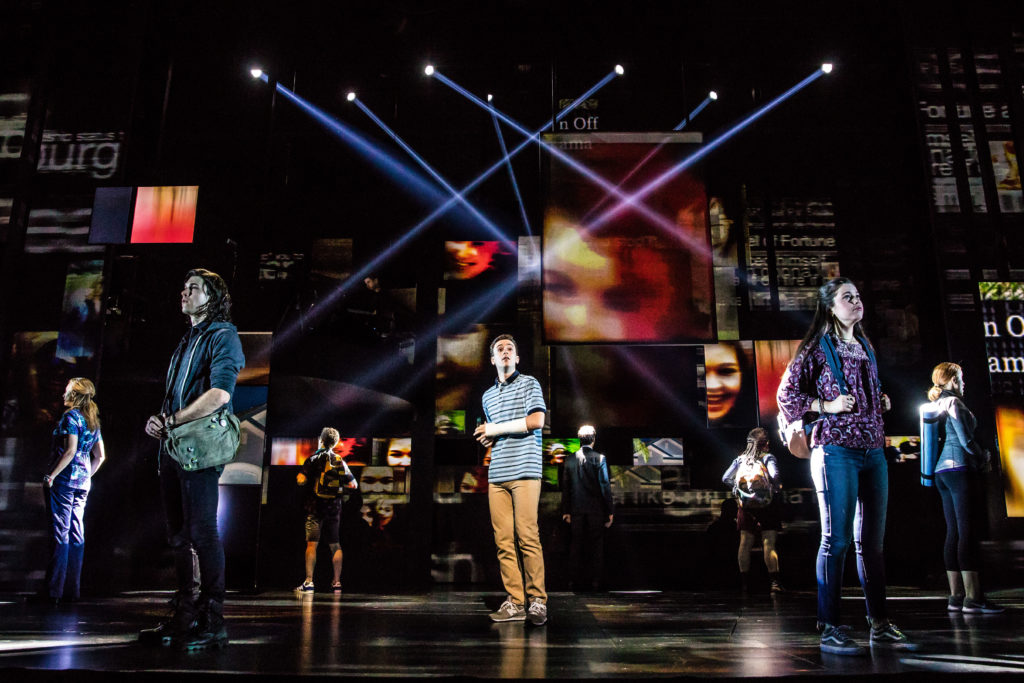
{"left": 709, "top": 90, "right": 718, "bottom": 100}
{"left": 250, "top": 67, "right": 264, "bottom": 79}
{"left": 821, "top": 63, "right": 833, "bottom": 74}
{"left": 615, "top": 64, "right": 625, "bottom": 76}
{"left": 346, "top": 91, "right": 357, "bottom": 102}
{"left": 424, "top": 64, "right": 435, "bottom": 76}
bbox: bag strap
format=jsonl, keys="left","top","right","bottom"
{"left": 818, "top": 334, "right": 847, "bottom": 395}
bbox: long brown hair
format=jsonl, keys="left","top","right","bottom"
{"left": 928, "top": 362, "right": 962, "bottom": 402}
{"left": 64, "top": 377, "right": 100, "bottom": 432}
{"left": 794, "top": 277, "right": 874, "bottom": 361}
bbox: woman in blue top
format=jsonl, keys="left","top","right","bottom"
{"left": 927, "top": 363, "right": 1002, "bottom": 614}
{"left": 43, "top": 377, "right": 106, "bottom": 603}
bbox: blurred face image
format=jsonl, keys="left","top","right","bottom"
{"left": 386, "top": 438, "right": 412, "bottom": 466}
{"left": 543, "top": 215, "right": 675, "bottom": 342}
{"left": 444, "top": 241, "right": 502, "bottom": 280}
{"left": 705, "top": 344, "right": 743, "bottom": 422}
{"left": 360, "top": 466, "right": 395, "bottom": 494}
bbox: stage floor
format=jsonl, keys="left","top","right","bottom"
{"left": 1, "top": 587, "right": 1022, "bottom": 679}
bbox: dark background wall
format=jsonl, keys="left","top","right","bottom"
{"left": 0, "top": 0, "right": 1022, "bottom": 594}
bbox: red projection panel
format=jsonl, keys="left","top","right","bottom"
{"left": 130, "top": 186, "right": 198, "bottom": 243}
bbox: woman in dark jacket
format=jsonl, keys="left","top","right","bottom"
{"left": 927, "top": 362, "right": 1002, "bottom": 614}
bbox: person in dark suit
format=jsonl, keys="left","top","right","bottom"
{"left": 561, "top": 425, "right": 614, "bottom": 591}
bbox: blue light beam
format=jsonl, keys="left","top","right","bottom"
{"left": 674, "top": 95, "right": 713, "bottom": 131}
{"left": 353, "top": 96, "right": 516, "bottom": 251}
{"left": 589, "top": 69, "right": 826, "bottom": 232}
{"left": 403, "top": 69, "right": 619, "bottom": 235}
{"left": 273, "top": 82, "right": 451, "bottom": 213}
{"left": 434, "top": 69, "right": 708, "bottom": 253}
{"left": 490, "top": 107, "right": 531, "bottom": 235}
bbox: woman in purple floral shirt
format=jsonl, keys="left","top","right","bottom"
{"left": 777, "top": 278, "right": 912, "bottom": 655}
{"left": 43, "top": 377, "right": 106, "bottom": 604}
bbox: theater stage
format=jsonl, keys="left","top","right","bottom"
{"left": 0, "top": 588, "right": 1021, "bottom": 680}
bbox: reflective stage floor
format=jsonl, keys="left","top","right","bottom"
{"left": 1, "top": 588, "right": 1022, "bottom": 680}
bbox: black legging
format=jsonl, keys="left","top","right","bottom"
{"left": 935, "top": 469, "right": 978, "bottom": 572}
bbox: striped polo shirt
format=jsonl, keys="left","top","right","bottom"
{"left": 482, "top": 371, "right": 546, "bottom": 483}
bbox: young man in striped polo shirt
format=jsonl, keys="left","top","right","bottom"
{"left": 473, "top": 334, "right": 548, "bottom": 625}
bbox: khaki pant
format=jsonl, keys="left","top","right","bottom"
{"left": 488, "top": 479, "right": 546, "bottom": 604}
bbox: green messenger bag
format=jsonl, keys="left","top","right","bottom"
{"left": 166, "top": 409, "right": 241, "bottom": 472}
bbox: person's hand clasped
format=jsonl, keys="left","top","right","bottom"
{"left": 145, "top": 414, "right": 168, "bottom": 440}
{"left": 881, "top": 393, "right": 891, "bottom": 413}
{"left": 824, "top": 394, "right": 855, "bottom": 414}
{"left": 473, "top": 423, "right": 493, "bottom": 447}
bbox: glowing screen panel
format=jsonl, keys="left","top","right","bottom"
{"left": 542, "top": 133, "right": 714, "bottom": 343}
{"left": 130, "top": 185, "right": 198, "bottom": 243}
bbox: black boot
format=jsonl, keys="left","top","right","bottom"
{"left": 139, "top": 594, "right": 197, "bottom": 646}
{"left": 178, "top": 600, "right": 228, "bottom": 650}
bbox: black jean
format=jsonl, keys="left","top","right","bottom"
{"left": 160, "top": 456, "right": 225, "bottom": 606}
{"left": 935, "top": 469, "right": 978, "bottom": 572}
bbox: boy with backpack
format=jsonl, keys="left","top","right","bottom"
{"left": 295, "top": 427, "right": 357, "bottom": 594}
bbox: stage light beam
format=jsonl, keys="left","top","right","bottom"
{"left": 709, "top": 90, "right": 718, "bottom": 100}
{"left": 424, "top": 64, "right": 435, "bottom": 76}
{"left": 353, "top": 97, "right": 515, "bottom": 249}
{"left": 590, "top": 67, "right": 828, "bottom": 232}
{"left": 346, "top": 91, "right": 357, "bottom": 102}
{"left": 615, "top": 64, "right": 625, "bottom": 75}
{"left": 249, "top": 68, "right": 263, "bottom": 79}
{"left": 821, "top": 63, "right": 833, "bottom": 74}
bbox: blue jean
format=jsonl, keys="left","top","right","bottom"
{"left": 810, "top": 445, "right": 888, "bottom": 625}
{"left": 48, "top": 484, "right": 88, "bottom": 599}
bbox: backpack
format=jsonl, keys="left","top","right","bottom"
{"left": 734, "top": 457, "right": 773, "bottom": 509}
{"left": 313, "top": 451, "right": 350, "bottom": 499}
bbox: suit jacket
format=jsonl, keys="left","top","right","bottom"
{"left": 561, "top": 446, "right": 614, "bottom": 517}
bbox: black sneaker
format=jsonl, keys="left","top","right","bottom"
{"left": 868, "top": 619, "right": 916, "bottom": 650}
{"left": 177, "top": 603, "right": 228, "bottom": 650}
{"left": 962, "top": 599, "right": 1005, "bottom": 614}
{"left": 139, "top": 596, "right": 198, "bottom": 646}
{"left": 820, "top": 624, "right": 864, "bottom": 655}
{"left": 947, "top": 594, "right": 964, "bottom": 612}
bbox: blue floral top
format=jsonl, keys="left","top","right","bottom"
{"left": 52, "top": 409, "right": 101, "bottom": 491}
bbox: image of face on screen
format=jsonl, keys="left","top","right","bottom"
{"left": 544, "top": 213, "right": 678, "bottom": 342}
{"left": 542, "top": 138, "right": 714, "bottom": 343}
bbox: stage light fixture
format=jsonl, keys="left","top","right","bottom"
{"left": 424, "top": 64, "right": 435, "bottom": 76}
{"left": 346, "top": 91, "right": 357, "bottom": 102}
{"left": 487, "top": 94, "right": 494, "bottom": 102}
{"left": 249, "top": 68, "right": 263, "bottom": 79}
{"left": 615, "top": 64, "right": 625, "bottom": 75}
{"left": 709, "top": 90, "right": 718, "bottom": 100}
{"left": 821, "top": 63, "right": 833, "bottom": 74}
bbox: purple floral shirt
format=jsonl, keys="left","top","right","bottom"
{"left": 776, "top": 338, "right": 885, "bottom": 450}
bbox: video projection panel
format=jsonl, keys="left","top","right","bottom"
{"left": 551, "top": 345, "right": 700, "bottom": 432}
{"left": 130, "top": 186, "right": 198, "bottom": 243}
{"left": 542, "top": 133, "right": 714, "bottom": 343}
